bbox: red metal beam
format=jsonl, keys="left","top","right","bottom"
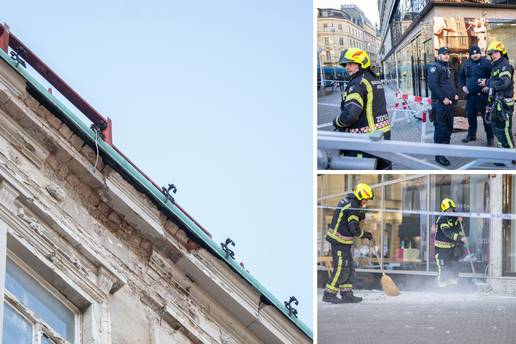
{"left": 0, "top": 25, "right": 9, "bottom": 53}
{"left": 0, "top": 24, "right": 209, "bottom": 237}
{"left": 1, "top": 24, "right": 112, "bottom": 142}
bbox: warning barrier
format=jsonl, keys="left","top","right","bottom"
{"left": 389, "top": 92, "right": 434, "bottom": 143}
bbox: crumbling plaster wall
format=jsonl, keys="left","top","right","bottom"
{"left": 0, "top": 66, "right": 275, "bottom": 344}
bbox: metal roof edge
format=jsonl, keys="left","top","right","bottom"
{"left": 0, "top": 49, "right": 313, "bottom": 339}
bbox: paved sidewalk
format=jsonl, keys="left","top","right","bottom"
{"left": 317, "top": 85, "right": 516, "bottom": 169}
{"left": 317, "top": 289, "right": 516, "bottom": 344}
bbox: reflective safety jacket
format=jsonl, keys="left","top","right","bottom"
{"left": 434, "top": 215, "right": 462, "bottom": 249}
{"left": 487, "top": 56, "right": 514, "bottom": 101}
{"left": 334, "top": 69, "right": 390, "bottom": 134}
{"left": 325, "top": 193, "right": 367, "bottom": 246}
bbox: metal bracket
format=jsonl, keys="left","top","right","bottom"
{"left": 90, "top": 124, "right": 106, "bottom": 141}
{"left": 9, "top": 49, "right": 26, "bottom": 68}
{"left": 162, "top": 184, "right": 177, "bottom": 203}
{"left": 220, "top": 238, "right": 235, "bottom": 259}
{"left": 284, "top": 296, "right": 298, "bottom": 318}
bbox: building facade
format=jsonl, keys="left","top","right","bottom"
{"left": 378, "top": 0, "right": 516, "bottom": 97}
{"left": 0, "top": 30, "right": 312, "bottom": 343}
{"left": 318, "top": 174, "right": 516, "bottom": 294}
{"left": 317, "top": 5, "right": 381, "bottom": 66}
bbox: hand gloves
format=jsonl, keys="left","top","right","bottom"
{"left": 359, "top": 212, "right": 365, "bottom": 221}
{"left": 362, "top": 231, "right": 373, "bottom": 241}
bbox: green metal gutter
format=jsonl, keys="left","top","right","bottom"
{"left": 0, "top": 49, "right": 313, "bottom": 340}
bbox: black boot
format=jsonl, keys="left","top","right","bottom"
{"left": 461, "top": 136, "right": 476, "bottom": 143}
{"left": 340, "top": 290, "right": 363, "bottom": 303}
{"left": 487, "top": 138, "right": 494, "bottom": 147}
{"left": 322, "top": 290, "right": 344, "bottom": 304}
{"left": 435, "top": 155, "right": 450, "bottom": 166}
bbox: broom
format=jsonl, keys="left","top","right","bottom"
{"left": 458, "top": 220, "right": 487, "bottom": 289}
{"left": 370, "top": 237, "right": 400, "bottom": 297}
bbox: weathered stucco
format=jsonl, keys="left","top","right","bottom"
{"left": 0, "top": 53, "right": 311, "bottom": 344}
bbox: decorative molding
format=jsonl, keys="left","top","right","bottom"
{"left": 0, "top": 179, "right": 19, "bottom": 213}
{"left": 105, "top": 172, "right": 164, "bottom": 238}
{"left": 97, "top": 267, "right": 117, "bottom": 295}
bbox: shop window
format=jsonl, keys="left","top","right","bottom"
{"left": 3, "top": 256, "right": 79, "bottom": 344}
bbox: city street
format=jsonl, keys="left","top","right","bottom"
{"left": 318, "top": 84, "right": 516, "bottom": 169}
{"left": 317, "top": 289, "right": 516, "bottom": 344}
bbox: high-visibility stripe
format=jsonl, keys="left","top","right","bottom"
{"left": 359, "top": 227, "right": 364, "bottom": 239}
{"left": 435, "top": 240, "right": 455, "bottom": 248}
{"left": 357, "top": 153, "right": 363, "bottom": 158}
{"left": 345, "top": 92, "right": 364, "bottom": 107}
{"left": 335, "top": 115, "right": 344, "bottom": 127}
{"left": 340, "top": 284, "right": 353, "bottom": 289}
{"left": 348, "top": 215, "right": 359, "bottom": 222}
{"left": 436, "top": 253, "right": 442, "bottom": 282}
{"left": 499, "top": 71, "right": 512, "bottom": 78}
{"left": 325, "top": 284, "right": 339, "bottom": 292}
{"left": 505, "top": 119, "right": 514, "bottom": 148}
{"left": 326, "top": 231, "right": 353, "bottom": 244}
{"left": 332, "top": 203, "right": 351, "bottom": 236}
{"left": 440, "top": 223, "right": 450, "bottom": 228}
{"left": 328, "top": 251, "right": 343, "bottom": 290}
{"left": 360, "top": 78, "right": 376, "bottom": 133}
{"left": 453, "top": 233, "right": 459, "bottom": 241}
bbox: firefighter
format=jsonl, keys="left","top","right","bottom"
{"left": 459, "top": 44, "right": 494, "bottom": 146}
{"left": 428, "top": 47, "right": 459, "bottom": 166}
{"left": 322, "top": 183, "right": 374, "bottom": 304}
{"left": 333, "top": 48, "right": 392, "bottom": 170}
{"left": 434, "top": 198, "right": 467, "bottom": 287}
{"left": 479, "top": 41, "right": 515, "bottom": 151}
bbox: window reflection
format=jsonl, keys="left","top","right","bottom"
{"left": 318, "top": 175, "right": 493, "bottom": 275}
{"left": 3, "top": 303, "right": 33, "bottom": 344}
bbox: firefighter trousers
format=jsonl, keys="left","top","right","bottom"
{"left": 493, "top": 104, "right": 514, "bottom": 149}
{"left": 325, "top": 244, "right": 354, "bottom": 294}
{"left": 435, "top": 247, "right": 459, "bottom": 285}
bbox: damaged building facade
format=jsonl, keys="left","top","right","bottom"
{"left": 0, "top": 26, "right": 312, "bottom": 344}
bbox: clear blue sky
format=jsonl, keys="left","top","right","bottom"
{"left": 3, "top": 0, "right": 313, "bottom": 326}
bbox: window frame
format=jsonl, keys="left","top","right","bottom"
{"left": 4, "top": 251, "right": 82, "bottom": 344}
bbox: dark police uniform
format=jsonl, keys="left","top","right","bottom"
{"left": 487, "top": 56, "right": 515, "bottom": 148}
{"left": 458, "top": 53, "right": 493, "bottom": 141}
{"left": 334, "top": 68, "right": 392, "bottom": 169}
{"left": 428, "top": 58, "right": 458, "bottom": 146}
{"left": 434, "top": 215, "right": 463, "bottom": 286}
{"left": 325, "top": 193, "right": 369, "bottom": 296}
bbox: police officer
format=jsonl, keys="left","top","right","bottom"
{"left": 333, "top": 48, "right": 392, "bottom": 170}
{"left": 459, "top": 45, "right": 494, "bottom": 146}
{"left": 428, "top": 47, "right": 459, "bottom": 166}
{"left": 479, "top": 41, "right": 515, "bottom": 150}
{"left": 434, "top": 198, "right": 467, "bottom": 287}
{"left": 322, "top": 183, "right": 374, "bottom": 304}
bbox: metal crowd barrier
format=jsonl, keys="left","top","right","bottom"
{"left": 318, "top": 130, "right": 516, "bottom": 170}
